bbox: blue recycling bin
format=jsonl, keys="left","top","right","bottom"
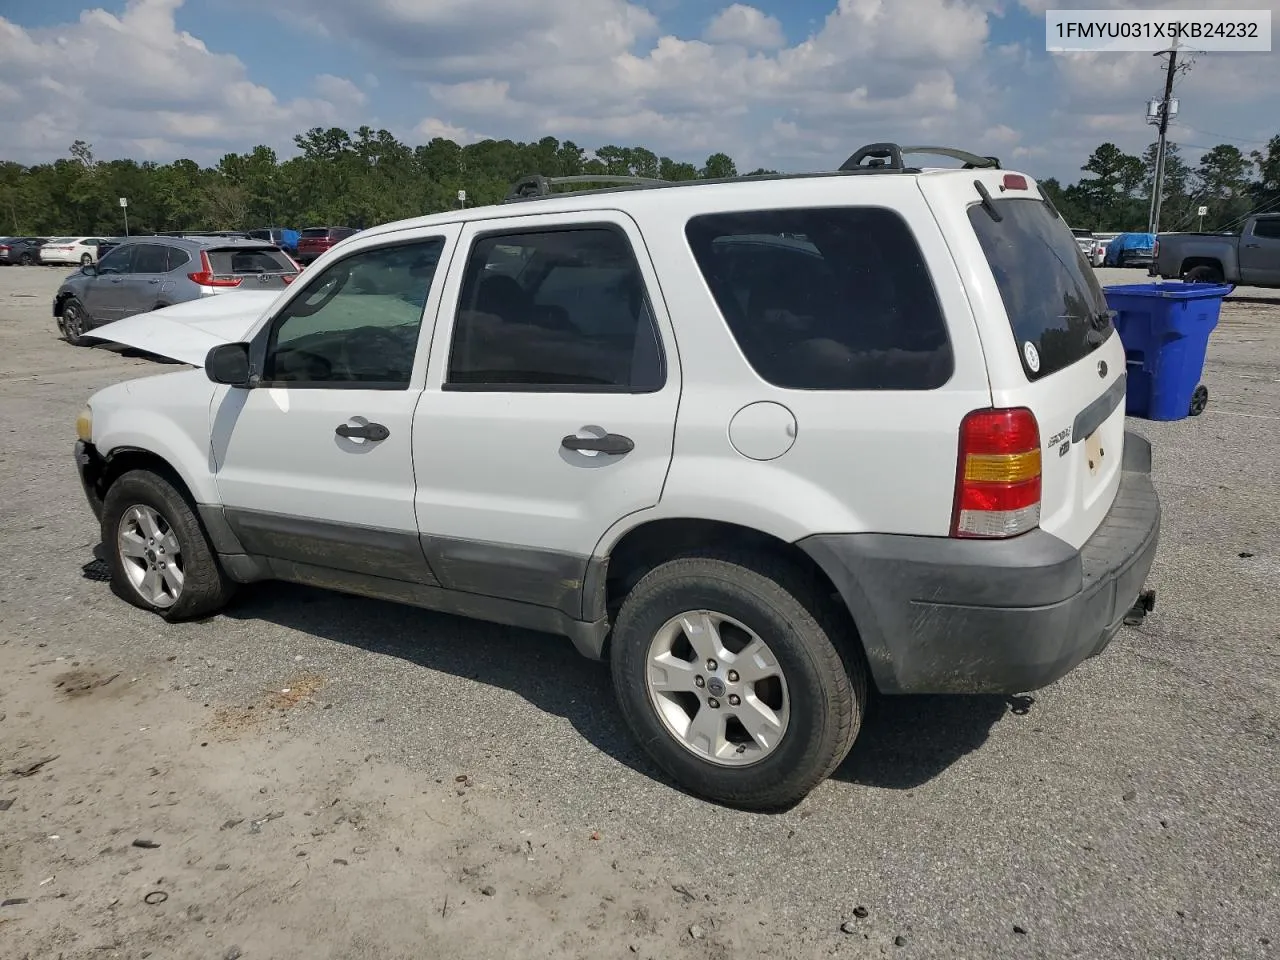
{"left": 1103, "top": 281, "right": 1232, "bottom": 421}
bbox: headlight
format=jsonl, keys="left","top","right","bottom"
{"left": 75, "top": 405, "right": 92, "bottom": 442}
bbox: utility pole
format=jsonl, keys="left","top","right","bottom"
{"left": 1146, "top": 44, "right": 1180, "bottom": 235}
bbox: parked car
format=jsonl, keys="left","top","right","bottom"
{"left": 1150, "top": 213, "right": 1280, "bottom": 287}
{"left": 71, "top": 144, "right": 1160, "bottom": 810}
{"left": 0, "top": 237, "right": 50, "bottom": 265}
{"left": 1071, "top": 228, "right": 1095, "bottom": 258}
{"left": 54, "top": 236, "right": 298, "bottom": 346}
{"left": 40, "top": 236, "right": 110, "bottom": 266}
{"left": 1102, "top": 232, "right": 1156, "bottom": 268}
{"left": 247, "top": 227, "right": 301, "bottom": 256}
{"left": 295, "top": 226, "right": 358, "bottom": 264}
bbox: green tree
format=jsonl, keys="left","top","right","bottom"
{"left": 700, "top": 152, "right": 738, "bottom": 179}
{"left": 1195, "top": 144, "right": 1254, "bottom": 230}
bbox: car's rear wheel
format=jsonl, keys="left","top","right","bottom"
{"left": 20, "top": 252, "right": 33, "bottom": 265}
{"left": 1184, "top": 264, "right": 1224, "bottom": 284}
{"left": 610, "top": 550, "right": 864, "bottom": 810}
{"left": 101, "top": 469, "right": 234, "bottom": 621}
{"left": 59, "top": 297, "right": 92, "bottom": 346}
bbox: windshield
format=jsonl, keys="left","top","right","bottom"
{"left": 968, "top": 198, "right": 1112, "bottom": 382}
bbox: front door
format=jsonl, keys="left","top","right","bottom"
{"left": 211, "top": 228, "right": 459, "bottom": 583}
{"left": 1239, "top": 217, "right": 1280, "bottom": 286}
{"left": 412, "top": 212, "right": 680, "bottom": 617}
{"left": 120, "top": 242, "right": 170, "bottom": 317}
{"left": 80, "top": 243, "right": 137, "bottom": 325}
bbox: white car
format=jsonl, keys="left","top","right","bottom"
{"left": 40, "top": 236, "right": 109, "bottom": 266}
{"left": 73, "top": 145, "right": 1161, "bottom": 809}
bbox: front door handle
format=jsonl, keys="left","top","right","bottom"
{"left": 336, "top": 421, "right": 390, "bottom": 441}
{"left": 561, "top": 433, "right": 634, "bottom": 455}
{"left": 148, "top": 278, "right": 160, "bottom": 284}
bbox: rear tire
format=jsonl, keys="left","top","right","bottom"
{"left": 20, "top": 253, "right": 33, "bottom": 265}
{"left": 610, "top": 549, "right": 865, "bottom": 810}
{"left": 1184, "top": 264, "right": 1224, "bottom": 284}
{"left": 101, "top": 469, "right": 234, "bottom": 621}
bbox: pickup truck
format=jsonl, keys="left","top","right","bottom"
{"left": 1150, "top": 214, "right": 1280, "bottom": 287}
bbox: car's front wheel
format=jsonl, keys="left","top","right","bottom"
{"left": 101, "top": 469, "right": 234, "bottom": 621}
{"left": 610, "top": 550, "right": 865, "bottom": 810}
{"left": 59, "top": 297, "right": 91, "bottom": 346}
{"left": 20, "top": 253, "right": 33, "bottom": 265}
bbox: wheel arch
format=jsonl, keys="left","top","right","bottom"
{"left": 1178, "top": 255, "right": 1226, "bottom": 278}
{"left": 98, "top": 447, "right": 201, "bottom": 511}
{"left": 592, "top": 517, "right": 872, "bottom": 681}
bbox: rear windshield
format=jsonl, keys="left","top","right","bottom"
{"left": 968, "top": 198, "right": 1112, "bottom": 382}
{"left": 206, "top": 247, "right": 295, "bottom": 274}
{"left": 301, "top": 228, "right": 331, "bottom": 239}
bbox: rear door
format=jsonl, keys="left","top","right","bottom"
{"left": 1239, "top": 217, "right": 1280, "bottom": 286}
{"left": 921, "top": 172, "right": 1127, "bottom": 549}
{"left": 411, "top": 211, "right": 679, "bottom": 613}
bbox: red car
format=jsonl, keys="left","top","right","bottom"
{"left": 295, "top": 226, "right": 358, "bottom": 264}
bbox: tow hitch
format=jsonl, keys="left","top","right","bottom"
{"left": 1123, "top": 589, "right": 1157, "bottom": 627}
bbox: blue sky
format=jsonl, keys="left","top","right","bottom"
{"left": 1, "top": 0, "right": 1277, "bottom": 182}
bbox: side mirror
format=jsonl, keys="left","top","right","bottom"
{"left": 80, "top": 263, "right": 97, "bottom": 276}
{"left": 205, "top": 342, "right": 253, "bottom": 387}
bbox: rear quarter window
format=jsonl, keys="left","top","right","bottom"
{"left": 685, "top": 207, "right": 953, "bottom": 390}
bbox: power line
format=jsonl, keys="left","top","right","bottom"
{"left": 1170, "top": 124, "right": 1277, "bottom": 148}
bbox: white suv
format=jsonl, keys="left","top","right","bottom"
{"left": 74, "top": 144, "right": 1161, "bottom": 810}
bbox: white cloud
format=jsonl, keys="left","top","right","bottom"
{"left": 704, "top": 5, "right": 786, "bottom": 49}
{"left": 0, "top": 0, "right": 367, "bottom": 163}
{"left": 414, "top": 116, "right": 483, "bottom": 143}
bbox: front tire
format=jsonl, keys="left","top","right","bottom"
{"left": 101, "top": 470, "right": 234, "bottom": 621}
{"left": 610, "top": 551, "right": 865, "bottom": 810}
{"left": 20, "top": 253, "right": 33, "bottom": 265}
{"left": 60, "top": 297, "right": 91, "bottom": 346}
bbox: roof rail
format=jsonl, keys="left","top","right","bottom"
{"left": 838, "top": 143, "right": 1001, "bottom": 172}
{"left": 503, "top": 174, "right": 669, "bottom": 203}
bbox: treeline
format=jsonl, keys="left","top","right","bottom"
{"left": 1, "top": 126, "right": 1277, "bottom": 237}
{"left": 1042, "top": 137, "right": 1280, "bottom": 233}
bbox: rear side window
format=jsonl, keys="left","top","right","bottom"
{"left": 685, "top": 208, "right": 953, "bottom": 390}
{"left": 968, "top": 199, "right": 1111, "bottom": 382}
{"left": 132, "top": 244, "right": 168, "bottom": 273}
{"left": 1253, "top": 218, "right": 1280, "bottom": 240}
{"left": 446, "top": 227, "right": 664, "bottom": 392}
{"left": 206, "top": 248, "right": 294, "bottom": 274}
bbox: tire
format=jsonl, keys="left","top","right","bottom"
{"left": 1189, "top": 384, "right": 1209, "bottom": 417}
{"left": 1184, "top": 264, "right": 1224, "bottom": 284}
{"left": 60, "top": 297, "right": 91, "bottom": 346}
{"left": 610, "top": 550, "right": 865, "bottom": 810}
{"left": 20, "top": 253, "right": 33, "bottom": 265}
{"left": 100, "top": 469, "right": 234, "bottom": 621}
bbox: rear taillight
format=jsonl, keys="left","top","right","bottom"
{"left": 1152, "top": 239, "right": 1160, "bottom": 256}
{"left": 188, "top": 250, "right": 242, "bottom": 287}
{"left": 951, "top": 407, "right": 1041, "bottom": 539}
{"left": 282, "top": 274, "right": 297, "bottom": 284}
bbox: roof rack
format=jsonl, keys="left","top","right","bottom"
{"left": 839, "top": 143, "right": 1001, "bottom": 172}
{"left": 504, "top": 174, "right": 669, "bottom": 203}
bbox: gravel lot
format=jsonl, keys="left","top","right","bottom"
{"left": 1, "top": 264, "right": 1276, "bottom": 960}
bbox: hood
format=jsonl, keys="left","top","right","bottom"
{"left": 88, "top": 292, "right": 281, "bottom": 366}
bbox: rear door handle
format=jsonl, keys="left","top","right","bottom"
{"left": 561, "top": 433, "right": 634, "bottom": 455}
{"left": 336, "top": 422, "right": 390, "bottom": 441}
{"left": 147, "top": 278, "right": 160, "bottom": 284}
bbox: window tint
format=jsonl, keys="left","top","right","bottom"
{"left": 968, "top": 198, "right": 1111, "bottom": 382}
{"left": 686, "top": 208, "right": 953, "bottom": 391}
{"left": 206, "top": 247, "right": 294, "bottom": 274}
{"left": 166, "top": 246, "right": 191, "bottom": 271}
{"left": 263, "top": 239, "right": 444, "bottom": 387}
{"left": 446, "top": 227, "right": 664, "bottom": 391}
{"left": 1253, "top": 218, "right": 1280, "bottom": 240}
{"left": 132, "top": 244, "right": 169, "bottom": 274}
{"left": 96, "top": 245, "right": 135, "bottom": 274}
{"left": 301, "top": 228, "right": 330, "bottom": 239}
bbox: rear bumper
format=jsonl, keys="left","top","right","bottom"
{"left": 800, "top": 432, "right": 1161, "bottom": 694}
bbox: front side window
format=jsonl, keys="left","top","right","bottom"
{"left": 686, "top": 208, "right": 954, "bottom": 390}
{"left": 96, "top": 245, "right": 135, "bottom": 275}
{"left": 446, "top": 227, "right": 664, "bottom": 391}
{"left": 262, "top": 239, "right": 445, "bottom": 387}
